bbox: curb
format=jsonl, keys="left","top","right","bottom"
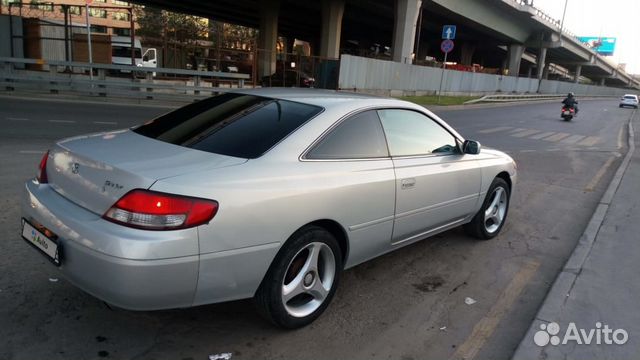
{"left": 511, "top": 108, "right": 637, "bottom": 360}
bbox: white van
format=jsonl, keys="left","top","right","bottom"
{"left": 111, "top": 36, "right": 157, "bottom": 70}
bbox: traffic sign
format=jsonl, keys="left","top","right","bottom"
{"left": 442, "top": 25, "right": 456, "bottom": 40}
{"left": 440, "top": 39, "right": 454, "bottom": 53}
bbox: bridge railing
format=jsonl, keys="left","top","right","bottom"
{"left": 0, "top": 57, "right": 250, "bottom": 101}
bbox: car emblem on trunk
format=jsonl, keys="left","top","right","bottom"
{"left": 71, "top": 162, "right": 80, "bottom": 174}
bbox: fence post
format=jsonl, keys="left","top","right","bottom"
{"left": 97, "top": 68, "right": 106, "bottom": 97}
{"left": 145, "top": 71, "right": 153, "bottom": 99}
{"left": 194, "top": 75, "right": 201, "bottom": 95}
{"left": 49, "top": 64, "right": 58, "bottom": 94}
{"left": 3, "top": 61, "right": 15, "bottom": 90}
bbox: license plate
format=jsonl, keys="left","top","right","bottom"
{"left": 563, "top": 111, "right": 571, "bottom": 115}
{"left": 22, "top": 219, "right": 61, "bottom": 265}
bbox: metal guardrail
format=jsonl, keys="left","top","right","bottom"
{"left": 0, "top": 57, "right": 250, "bottom": 101}
{"left": 464, "top": 94, "right": 616, "bottom": 104}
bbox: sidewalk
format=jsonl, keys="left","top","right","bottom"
{"left": 512, "top": 109, "right": 639, "bottom": 360}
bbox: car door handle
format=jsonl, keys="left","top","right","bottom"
{"left": 401, "top": 178, "right": 416, "bottom": 189}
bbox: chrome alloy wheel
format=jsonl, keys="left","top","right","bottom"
{"left": 484, "top": 186, "right": 507, "bottom": 234}
{"left": 281, "top": 242, "right": 336, "bottom": 318}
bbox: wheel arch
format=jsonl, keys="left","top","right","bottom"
{"left": 495, "top": 171, "right": 512, "bottom": 193}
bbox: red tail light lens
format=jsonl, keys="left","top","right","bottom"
{"left": 103, "top": 189, "right": 218, "bottom": 230}
{"left": 37, "top": 151, "right": 49, "bottom": 184}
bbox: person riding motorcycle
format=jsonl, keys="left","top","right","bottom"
{"left": 562, "top": 92, "right": 579, "bottom": 114}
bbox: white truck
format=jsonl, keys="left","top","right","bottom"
{"left": 111, "top": 36, "right": 157, "bottom": 70}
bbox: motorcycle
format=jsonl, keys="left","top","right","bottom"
{"left": 561, "top": 106, "right": 575, "bottom": 121}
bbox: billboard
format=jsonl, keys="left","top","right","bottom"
{"left": 578, "top": 37, "right": 616, "bottom": 56}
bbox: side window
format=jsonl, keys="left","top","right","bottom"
{"left": 306, "top": 110, "right": 390, "bottom": 159}
{"left": 378, "top": 109, "right": 458, "bottom": 156}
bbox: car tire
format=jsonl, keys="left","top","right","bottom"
{"left": 619, "top": 105, "right": 623, "bottom": 108}
{"left": 464, "top": 177, "right": 510, "bottom": 240}
{"left": 254, "top": 225, "right": 342, "bottom": 328}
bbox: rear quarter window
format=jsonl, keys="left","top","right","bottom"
{"left": 134, "top": 93, "right": 323, "bottom": 159}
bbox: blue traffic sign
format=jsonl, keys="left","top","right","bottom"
{"left": 442, "top": 25, "right": 456, "bottom": 40}
{"left": 440, "top": 39, "right": 454, "bottom": 53}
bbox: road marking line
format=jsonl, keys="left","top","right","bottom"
{"left": 511, "top": 129, "right": 541, "bottom": 138}
{"left": 508, "top": 128, "right": 528, "bottom": 133}
{"left": 49, "top": 120, "right": 76, "bottom": 123}
{"left": 93, "top": 121, "right": 118, "bottom": 125}
{"left": 7, "top": 117, "right": 29, "bottom": 121}
{"left": 529, "top": 131, "right": 556, "bottom": 140}
{"left": 561, "top": 134, "right": 587, "bottom": 144}
{"left": 19, "top": 150, "right": 45, "bottom": 154}
{"left": 478, "top": 126, "right": 512, "bottom": 134}
{"left": 450, "top": 261, "right": 540, "bottom": 360}
{"left": 584, "top": 156, "right": 617, "bottom": 192}
{"left": 577, "top": 136, "right": 600, "bottom": 147}
{"left": 543, "top": 132, "right": 571, "bottom": 142}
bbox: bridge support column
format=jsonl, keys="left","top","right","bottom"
{"left": 507, "top": 44, "right": 524, "bottom": 77}
{"left": 537, "top": 47, "right": 547, "bottom": 80}
{"left": 599, "top": 78, "right": 606, "bottom": 86}
{"left": 320, "top": 0, "right": 345, "bottom": 59}
{"left": 392, "top": 0, "right": 422, "bottom": 64}
{"left": 574, "top": 65, "right": 582, "bottom": 83}
{"left": 460, "top": 43, "right": 475, "bottom": 66}
{"left": 258, "top": 0, "right": 279, "bottom": 77}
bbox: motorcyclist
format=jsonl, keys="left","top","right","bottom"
{"left": 562, "top": 92, "right": 579, "bottom": 114}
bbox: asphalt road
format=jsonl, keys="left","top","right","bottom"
{"left": 0, "top": 95, "right": 633, "bottom": 360}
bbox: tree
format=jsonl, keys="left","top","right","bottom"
{"left": 134, "top": 5, "right": 208, "bottom": 43}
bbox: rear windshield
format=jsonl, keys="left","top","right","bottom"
{"left": 624, "top": 95, "right": 637, "bottom": 99}
{"left": 133, "top": 93, "right": 323, "bottom": 159}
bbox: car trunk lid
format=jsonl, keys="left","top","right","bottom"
{"left": 47, "top": 130, "right": 246, "bottom": 215}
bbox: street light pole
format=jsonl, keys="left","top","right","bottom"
{"left": 559, "top": 0, "right": 569, "bottom": 37}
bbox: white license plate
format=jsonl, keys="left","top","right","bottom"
{"left": 22, "top": 219, "right": 61, "bottom": 265}
{"left": 563, "top": 111, "right": 571, "bottom": 115}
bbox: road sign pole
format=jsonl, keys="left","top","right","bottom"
{"left": 437, "top": 51, "right": 448, "bottom": 104}
{"left": 85, "top": 2, "right": 93, "bottom": 81}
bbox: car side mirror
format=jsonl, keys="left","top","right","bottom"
{"left": 462, "top": 140, "right": 481, "bottom": 155}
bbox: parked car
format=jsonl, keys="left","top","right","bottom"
{"left": 261, "top": 70, "right": 315, "bottom": 87}
{"left": 619, "top": 94, "right": 639, "bottom": 108}
{"left": 21, "top": 89, "right": 516, "bottom": 328}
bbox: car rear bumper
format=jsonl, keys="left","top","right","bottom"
{"left": 21, "top": 180, "right": 199, "bottom": 310}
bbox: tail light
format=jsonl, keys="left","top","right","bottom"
{"left": 37, "top": 151, "right": 49, "bottom": 184}
{"left": 103, "top": 189, "right": 218, "bottom": 230}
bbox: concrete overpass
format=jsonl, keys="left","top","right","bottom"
{"left": 134, "top": 0, "right": 639, "bottom": 89}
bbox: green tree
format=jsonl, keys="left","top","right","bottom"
{"left": 134, "top": 6, "right": 208, "bottom": 43}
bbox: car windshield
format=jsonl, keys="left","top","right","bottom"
{"left": 133, "top": 93, "right": 323, "bottom": 159}
{"left": 623, "top": 95, "right": 637, "bottom": 99}
{"left": 112, "top": 46, "right": 142, "bottom": 58}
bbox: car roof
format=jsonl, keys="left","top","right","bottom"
{"left": 623, "top": 94, "right": 637, "bottom": 97}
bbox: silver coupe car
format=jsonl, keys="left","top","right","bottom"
{"left": 21, "top": 89, "right": 516, "bottom": 328}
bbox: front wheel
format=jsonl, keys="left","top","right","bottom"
{"left": 254, "top": 226, "right": 342, "bottom": 328}
{"left": 465, "top": 177, "right": 510, "bottom": 240}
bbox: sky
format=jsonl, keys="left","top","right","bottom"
{"left": 532, "top": 0, "right": 640, "bottom": 74}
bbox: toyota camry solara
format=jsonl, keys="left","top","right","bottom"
{"left": 21, "top": 89, "right": 516, "bottom": 328}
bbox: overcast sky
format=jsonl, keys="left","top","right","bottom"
{"left": 532, "top": 0, "right": 640, "bottom": 74}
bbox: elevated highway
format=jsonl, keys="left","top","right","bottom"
{"left": 134, "top": 0, "right": 639, "bottom": 89}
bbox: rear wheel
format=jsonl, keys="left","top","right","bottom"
{"left": 254, "top": 226, "right": 342, "bottom": 328}
{"left": 465, "top": 177, "right": 510, "bottom": 240}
